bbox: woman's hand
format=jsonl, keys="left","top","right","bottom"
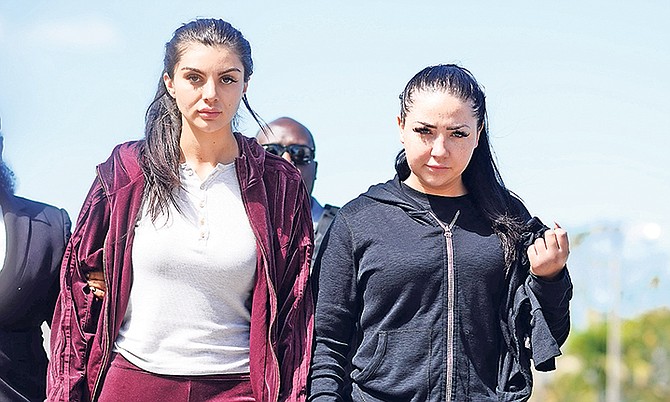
{"left": 86, "top": 270, "right": 106, "bottom": 299}
{"left": 527, "top": 222, "right": 569, "bottom": 280}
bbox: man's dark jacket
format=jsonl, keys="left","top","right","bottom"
{"left": 0, "top": 194, "right": 71, "bottom": 401}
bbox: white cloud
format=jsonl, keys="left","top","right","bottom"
{"left": 26, "top": 17, "right": 119, "bottom": 49}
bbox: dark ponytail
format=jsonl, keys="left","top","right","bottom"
{"left": 394, "top": 149, "right": 411, "bottom": 181}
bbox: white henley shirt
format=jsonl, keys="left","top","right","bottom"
{"left": 114, "top": 161, "right": 257, "bottom": 375}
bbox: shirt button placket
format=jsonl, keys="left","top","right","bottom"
{"left": 198, "top": 184, "right": 207, "bottom": 241}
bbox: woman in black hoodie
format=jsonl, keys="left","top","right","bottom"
{"left": 309, "top": 64, "right": 573, "bottom": 402}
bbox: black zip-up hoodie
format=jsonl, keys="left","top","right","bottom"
{"left": 309, "top": 177, "right": 572, "bottom": 402}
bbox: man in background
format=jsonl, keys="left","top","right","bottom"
{"left": 256, "top": 117, "right": 339, "bottom": 258}
{"left": 0, "top": 117, "right": 71, "bottom": 401}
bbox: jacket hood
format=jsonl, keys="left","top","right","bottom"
{"left": 233, "top": 132, "right": 267, "bottom": 191}
{"left": 362, "top": 177, "right": 412, "bottom": 207}
{"left": 361, "top": 176, "right": 435, "bottom": 225}
{"left": 95, "top": 133, "right": 266, "bottom": 195}
{"left": 96, "top": 141, "right": 144, "bottom": 195}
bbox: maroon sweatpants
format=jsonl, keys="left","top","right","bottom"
{"left": 97, "top": 353, "right": 255, "bottom": 402}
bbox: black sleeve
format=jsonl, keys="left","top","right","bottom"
{"left": 309, "top": 213, "right": 358, "bottom": 401}
{"left": 513, "top": 193, "right": 572, "bottom": 346}
{"left": 45, "top": 208, "right": 72, "bottom": 327}
{"left": 528, "top": 268, "right": 573, "bottom": 346}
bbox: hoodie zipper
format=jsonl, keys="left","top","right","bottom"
{"left": 91, "top": 241, "right": 111, "bottom": 400}
{"left": 260, "top": 245, "right": 280, "bottom": 400}
{"left": 91, "top": 168, "right": 112, "bottom": 400}
{"left": 236, "top": 161, "right": 281, "bottom": 401}
{"left": 429, "top": 210, "right": 459, "bottom": 401}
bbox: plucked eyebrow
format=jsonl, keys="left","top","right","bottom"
{"left": 415, "top": 121, "right": 471, "bottom": 130}
{"left": 180, "top": 67, "right": 242, "bottom": 75}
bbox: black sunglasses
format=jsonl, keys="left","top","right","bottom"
{"left": 262, "top": 143, "right": 315, "bottom": 165}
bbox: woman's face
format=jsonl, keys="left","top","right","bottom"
{"left": 164, "top": 43, "right": 248, "bottom": 136}
{"left": 398, "top": 90, "right": 480, "bottom": 197}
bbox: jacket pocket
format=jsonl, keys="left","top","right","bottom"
{"left": 352, "top": 329, "right": 432, "bottom": 400}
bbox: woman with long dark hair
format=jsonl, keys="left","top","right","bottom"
{"left": 48, "top": 18, "right": 313, "bottom": 402}
{"left": 309, "top": 64, "right": 572, "bottom": 401}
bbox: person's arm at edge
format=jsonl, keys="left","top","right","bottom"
{"left": 308, "top": 211, "right": 358, "bottom": 401}
{"left": 45, "top": 208, "right": 72, "bottom": 327}
{"left": 527, "top": 222, "right": 573, "bottom": 347}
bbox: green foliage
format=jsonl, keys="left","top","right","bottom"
{"left": 537, "top": 308, "right": 670, "bottom": 401}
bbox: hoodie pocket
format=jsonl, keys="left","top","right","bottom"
{"left": 354, "top": 332, "right": 389, "bottom": 382}
{"left": 352, "top": 329, "right": 433, "bottom": 400}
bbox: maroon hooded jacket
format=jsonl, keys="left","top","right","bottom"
{"left": 47, "top": 134, "right": 314, "bottom": 401}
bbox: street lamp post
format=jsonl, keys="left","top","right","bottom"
{"left": 605, "top": 242, "right": 621, "bottom": 402}
{"left": 603, "top": 225, "right": 630, "bottom": 402}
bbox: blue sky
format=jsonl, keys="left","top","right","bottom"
{"left": 0, "top": 0, "right": 668, "bottom": 252}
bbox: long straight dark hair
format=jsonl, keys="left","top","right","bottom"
{"left": 396, "top": 64, "right": 525, "bottom": 268}
{"left": 140, "top": 18, "right": 265, "bottom": 220}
